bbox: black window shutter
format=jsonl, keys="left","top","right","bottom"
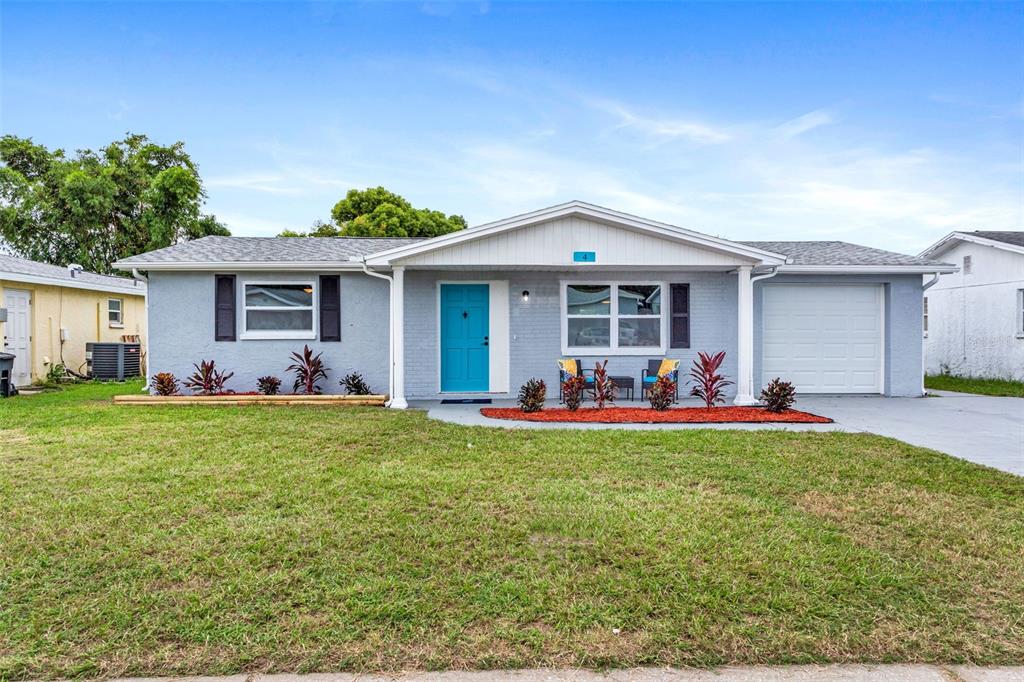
{"left": 670, "top": 283, "right": 690, "bottom": 348}
{"left": 214, "top": 275, "right": 236, "bottom": 341}
{"left": 320, "top": 275, "right": 341, "bottom": 342}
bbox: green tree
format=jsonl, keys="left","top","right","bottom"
{"left": 279, "top": 186, "right": 467, "bottom": 238}
{"left": 0, "top": 133, "right": 228, "bottom": 273}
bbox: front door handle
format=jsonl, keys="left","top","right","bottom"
{"left": 483, "top": 336, "right": 489, "bottom": 346}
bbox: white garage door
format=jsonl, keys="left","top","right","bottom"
{"left": 763, "top": 284, "right": 883, "bottom": 394}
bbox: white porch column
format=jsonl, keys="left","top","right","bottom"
{"left": 389, "top": 265, "right": 408, "bottom": 409}
{"left": 734, "top": 264, "right": 757, "bottom": 405}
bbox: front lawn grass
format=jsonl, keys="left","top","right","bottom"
{"left": 1, "top": 382, "right": 1022, "bottom": 679}
{"left": 925, "top": 373, "right": 1024, "bottom": 397}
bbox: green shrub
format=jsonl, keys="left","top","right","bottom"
{"left": 257, "top": 375, "right": 282, "bottom": 395}
{"left": 152, "top": 372, "right": 179, "bottom": 396}
{"left": 760, "top": 377, "right": 796, "bottom": 412}
{"left": 517, "top": 378, "right": 546, "bottom": 412}
{"left": 648, "top": 375, "right": 676, "bottom": 411}
{"left": 341, "top": 372, "right": 371, "bottom": 395}
{"left": 561, "top": 375, "right": 586, "bottom": 411}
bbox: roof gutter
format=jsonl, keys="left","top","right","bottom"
{"left": 775, "top": 264, "right": 958, "bottom": 275}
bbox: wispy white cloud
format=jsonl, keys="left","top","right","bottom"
{"left": 586, "top": 98, "right": 732, "bottom": 144}
{"left": 206, "top": 174, "right": 305, "bottom": 196}
{"left": 777, "top": 109, "right": 834, "bottom": 137}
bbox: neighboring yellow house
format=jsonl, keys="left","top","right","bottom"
{"left": 0, "top": 255, "right": 147, "bottom": 386}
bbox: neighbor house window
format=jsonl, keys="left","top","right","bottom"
{"left": 922, "top": 296, "right": 928, "bottom": 337}
{"left": 241, "top": 281, "right": 316, "bottom": 339}
{"left": 562, "top": 282, "right": 665, "bottom": 354}
{"left": 107, "top": 298, "right": 123, "bottom": 327}
{"left": 1018, "top": 289, "right": 1024, "bottom": 338}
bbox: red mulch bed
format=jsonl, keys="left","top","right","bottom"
{"left": 480, "top": 406, "right": 832, "bottom": 424}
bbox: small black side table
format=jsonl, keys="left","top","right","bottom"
{"left": 608, "top": 375, "right": 635, "bottom": 401}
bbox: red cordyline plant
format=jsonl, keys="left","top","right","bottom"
{"left": 287, "top": 345, "right": 329, "bottom": 394}
{"left": 183, "top": 360, "right": 234, "bottom": 396}
{"left": 591, "top": 359, "right": 616, "bottom": 409}
{"left": 688, "top": 351, "right": 732, "bottom": 409}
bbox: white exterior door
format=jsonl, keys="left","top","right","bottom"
{"left": 762, "top": 284, "right": 883, "bottom": 394}
{"left": 3, "top": 288, "right": 32, "bottom": 386}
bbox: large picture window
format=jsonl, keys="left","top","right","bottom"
{"left": 562, "top": 282, "right": 666, "bottom": 354}
{"left": 241, "top": 281, "right": 316, "bottom": 339}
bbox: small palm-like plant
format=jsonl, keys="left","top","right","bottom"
{"left": 152, "top": 372, "right": 179, "bottom": 396}
{"left": 561, "top": 375, "right": 586, "bottom": 411}
{"left": 648, "top": 375, "right": 676, "bottom": 411}
{"left": 592, "top": 360, "right": 616, "bottom": 409}
{"left": 287, "top": 345, "right": 329, "bottom": 395}
{"left": 184, "top": 360, "right": 234, "bottom": 395}
{"left": 688, "top": 351, "right": 732, "bottom": 409}
{"left": 257, "top": 375, "right": 282, "bottom": 395}
{"left": 341, "top": 372, "right": 371, "bottom": 396}
{"left": 517, "top": 378, "right": 546, "bottom": 413}
{"left": 760, "top": 377, "right": 796, "bottom": 413}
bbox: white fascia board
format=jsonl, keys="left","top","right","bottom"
{"left": 919, "top": 232, "right": 1024, "bottom": 258}
{"left": 363, "top": 201, "right": 789, "bottom": 266}
{"left": 776, "top": 264, "right": 959, "bottom": 275}
{"left": 0, "top": 271, "right": 147, "bottom": 296}
{"left": 112, "top": 261, "right": 365, "bottom": 272}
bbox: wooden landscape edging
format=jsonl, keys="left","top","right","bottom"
{"left": 114, "top": 394, "right": 388, "bottom": 406}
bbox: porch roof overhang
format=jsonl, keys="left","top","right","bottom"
{"left": 360, "top": 201, "right": 789, "bottom": 268}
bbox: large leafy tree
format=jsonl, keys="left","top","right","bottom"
{"left": 0, "top": 134, "right": 228, "bottom": 273}
{"left": 279, "top": 186, "right": 467, "bottom": 238}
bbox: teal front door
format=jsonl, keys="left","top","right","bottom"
{"left": 440, "top": 284, "right": 490, "bottom": 392}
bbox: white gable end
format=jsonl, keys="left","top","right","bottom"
{"left": 394, "top": 215, "right": 758, "bottom": 268}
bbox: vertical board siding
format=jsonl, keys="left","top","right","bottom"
{"left": 396, "top": 217, "right": 752, "bottom": 268}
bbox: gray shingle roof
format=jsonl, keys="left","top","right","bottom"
{"left": 969, "top": 231, "right": 1024, "bottom": 248}
{"left": 115, "top": 236, "right": 426, "bottom": 265}
{"left": 741, "top": 241, "right": 952, "bottom": 267}
{"left": 0, "top": 254, "right": 145, "bottom": 293}
{"left": 115, "top": 234, "right": 952, "bottom": 269}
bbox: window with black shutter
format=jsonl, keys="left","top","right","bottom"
{"left": 319, "top": 275, "right": 341, "bottom": 342}
{"left": 670, "top": 283, "right": 690, "bottom": 348}
{"left": 214, "top": 275, "right": 236, "bottom": 341}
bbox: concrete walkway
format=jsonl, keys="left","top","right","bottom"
{"left": 108, "top": 665, "right": 1024, "bottom": 682}
{"left": 419, "top": 391, "right": 1024, "bottom": 477}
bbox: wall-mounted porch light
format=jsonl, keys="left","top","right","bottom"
{"left": 521, "top": 290, "right": 530, "bottom": 303}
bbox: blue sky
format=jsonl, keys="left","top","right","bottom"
{"left": 2, "top": 1, "right": 1021, "bottom": 253}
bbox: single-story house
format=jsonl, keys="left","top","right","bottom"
{"left": 919, "top": 230, "right": 1024, "bottom": 381}
{"left": 114, "top": 201, "right": 956, "bottom": 405}
{"left": 1, "top": 254, "right": 147, "bottom": 386}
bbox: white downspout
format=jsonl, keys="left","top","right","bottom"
{"left": 735, "top": 266, "right": 780, "bottom": 405}
{"left": 131, "top": 268, "right": 150, "bottom": 392}
{"left": 921, "top": 272, "right": 942, "bottom": 396}
{"left": 750, "top": 266, "right": 780, "bottom": 285}
{"left": 360, "top": 262, "right": 397, "bottom": 407}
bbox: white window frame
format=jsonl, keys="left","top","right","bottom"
{"left": 107, "top": 298, "right": 124, "bottom": 328}
{"left": 922, "top": 295, "right": 928, "bottom": 337}
{"left": 560, "top": 280, "right": 668, "bottom": 356}
{"left": 239, "top": 279, "right": 317, "bottom": 340}
{"left": 1017, "top": 289, "right": 1024, "bottom": 339}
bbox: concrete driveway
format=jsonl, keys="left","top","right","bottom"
{"left": 422, "top": 391, "right": 1024, "bottom": 476}
{"left": 795, "top": 391, "right": 1024, "bottom": 476}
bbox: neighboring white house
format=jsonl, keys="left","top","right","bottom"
{"left": 919, "top": 231, "right": 1024, "bottom": 381}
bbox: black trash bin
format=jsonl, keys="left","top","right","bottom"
{"left": 0, "top": 352, "right": 17, "bottom": 398}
